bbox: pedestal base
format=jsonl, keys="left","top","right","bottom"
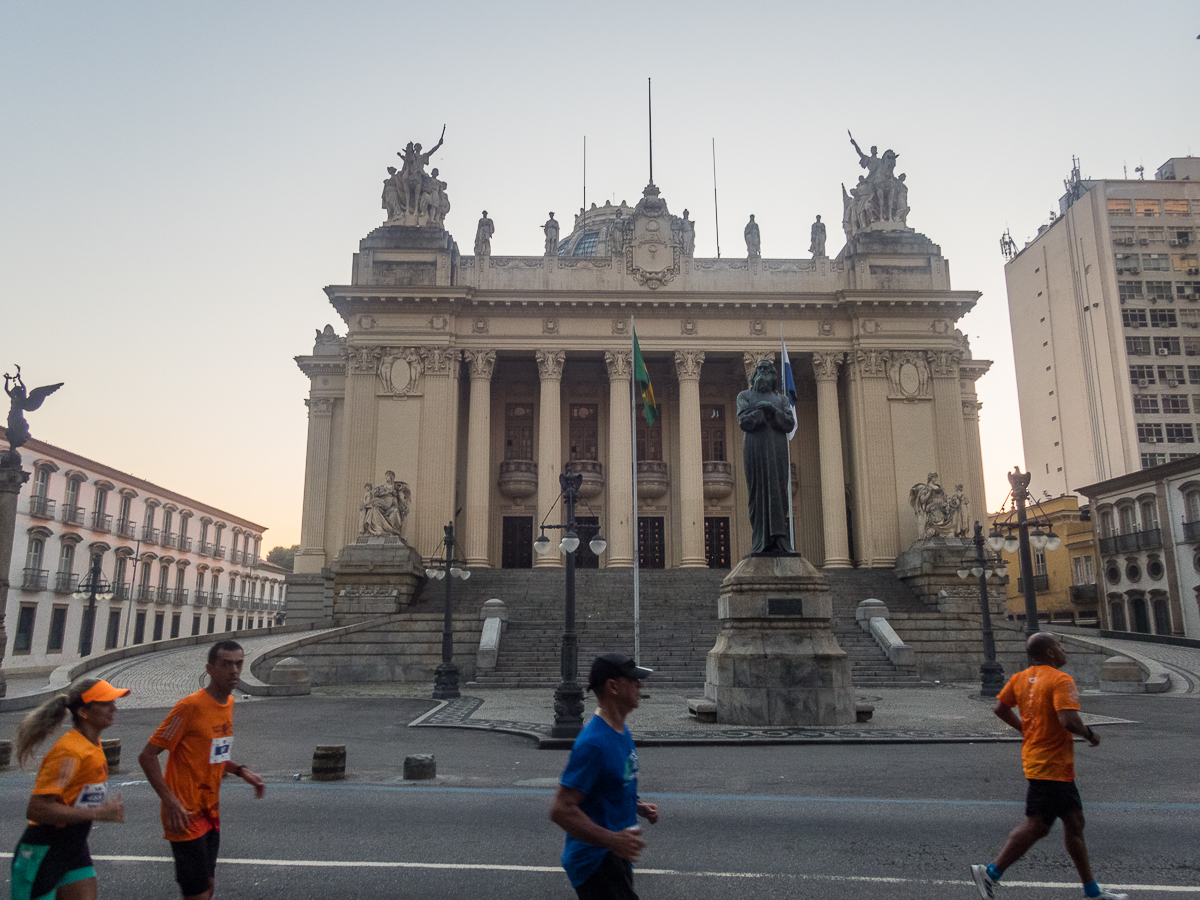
{"left": 704, "top": 555, "right": 854, "bottom": 726}
{"left": 330, "top": 536, "right": 423, "bottom": 618}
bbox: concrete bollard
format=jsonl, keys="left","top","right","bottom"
{"left": 312, "top": 745, "right": 346, "bottom": 781}
{"left": 0, "top": 740, "right": 11, "bottom": 770}
{"left": 101, "top": 739, "right": 121, "bottom": 774}
{"left": 268, "top": 657, "right": 311, "bottom": 696}
{"left": 855, "top": 703, "right": 874, "bottom": 723}
{"left": 403, "top": 754, "right": 436, "bottom": 780}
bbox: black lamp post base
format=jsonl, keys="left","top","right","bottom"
{"left": 432, "top": 662, "right": 460, "bottom": 700}
{"left": 979, "top": 661, "right": 1006, "bottom": 698}
{"left": 551, "top": 680, "right": 585, "bottom": 739}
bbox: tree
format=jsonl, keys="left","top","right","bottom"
{"left": 267, "top": 544, "right": 298, "bottom": 572}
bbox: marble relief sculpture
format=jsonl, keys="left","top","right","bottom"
{"left": 475, "top": 211, "right": 494, "bottom": 256}
{"left": 737, "top": 359, "right": 795, "bottom": 554}
{"left": 744, "top": 215, "right": 761, "bottom": 258}
{"left": 908, "top": 473, "right": 968, "bottom": 539}
{"left": 842, "top": 131, "right": 912, "bottom": 236}
{"left": 360, "top": 471, "right": 411, "bottom": 540}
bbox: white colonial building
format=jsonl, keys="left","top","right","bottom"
{"left": 3, "top": 438, "right": 287, "bottom": 674}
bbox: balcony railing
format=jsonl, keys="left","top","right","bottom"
{"left": 113, "top": 582, "right": 132, "bottom": 600}
{"left": 115, "top": 518, "right": 137, "bottom": 539}
{"left": 136, "top": 584, "right": 156, "bottom": 602}
{"left": 22, "top": 568, "right": 48, "bottom": 591}
{"left": 212, "top": 546, "right": 226, "bottom": 560}
{"left": 91, "top": 511, "right": 112, "bottom": 532}
{"left": 171, "top": 589, "right": 189, "bottom": 606}
{"left": 160, "top": 533, "right": 177, "bottom": 550}
{"left": 209, "top": 592, "right": 223, "bottom": 608}
{"left": 62, "top": 505, "right": 86, "bottom": 526}
{"left": 1099, "top": 529, "right": 1163, "bottom": 555}
{"left": 1070, "top": 583, "right": 1098, "bottom": 603}
{"left": 194, "top": 591, "right": 208, "bottom": 605}
{"left": 177, "top": 536, "right": 192, "bottom": 552}
{"left": 1185, "top": 519, "right": 1200, "bottom": 542}
{"left": 199, "top": 542, "right": 214, "bottom": 557}
{"left": 1017, "top": 573, "right": 1051, "bottom": 593}
{"left": 54, "top": 571, "right": 79, "bottom": 593}
{"left": 141, "top": 525, "right": 159, "bottom": 544}
{"left": 29, "top": 495, "right": 56, "bottom": 519}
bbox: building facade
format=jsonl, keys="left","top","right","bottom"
{"left": 291, "top": 141, "right": 994, "bottom": 602}
{"left": 3, "top": 438, "right": 287, "bottom": 674}
{"left": 1078, "top": 455, "right": 1200, "bottom": 639}
{"left": 1004, "top": 157, "right": 1200, "bottom": 498}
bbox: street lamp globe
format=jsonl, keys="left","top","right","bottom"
{"left": 559, "top": 532, "right": 580, "bottom": 555}
{"left": 588, "top": 533, "right": 607, "bottom": 556}
{"left": 1045, "top": 530, "right": 1062, "bottom": 552}
{"left": 996, "top": 563, "right": 1009, "bottom": 578}
{"left": 1029, "top": 527, "right": 1049, "bottom": 551}
{"left": 1003, "top": 534, "right": 1020, "bottom": 554}
{"left": 534, "top": 534, "right": 553, "bottom": 556}
{"left": 956, "top": 566, "right": 970, "bottom": 579}
{"left": 986, "top": 529, "right": 1006, "bottom": 552}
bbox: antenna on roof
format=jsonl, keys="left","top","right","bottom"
{"left": 712, "top": 138, "right": 721, "bottom": 259}
{"left": 583, "top": 135, "right": 587, "bottom": 214}
{"left": 647, "top": 78, "right": 653, "bottom": 185}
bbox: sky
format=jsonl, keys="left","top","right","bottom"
{"left": 1, "top": 1, "right": 1197, "bottom": 549}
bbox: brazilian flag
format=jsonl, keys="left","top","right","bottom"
{"left": 633, "top": 330, "right": 659, "bottom": 426}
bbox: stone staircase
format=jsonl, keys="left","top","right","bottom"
{"left": 410, "top": 565, "right": 927, "bottom": 689}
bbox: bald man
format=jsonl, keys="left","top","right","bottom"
{"left": 971, "top": 633, "right": 1126, "bottom": 900}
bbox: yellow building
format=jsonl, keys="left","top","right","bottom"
{"left": 988, "top": 495, "right": 1097, "bottom": 627}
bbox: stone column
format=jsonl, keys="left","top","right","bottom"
{"left": 415, "top": 347, "right": 461, "bottom": 560}
{"left": 296, "top": 398, "right": 334, "bottom": 575}
{"left": 930, "top": 350, "right": 970, "bottom": 506}
{"left": 813, "top": 352, "right": 851, "bottom": 568}
{"left": 463, "top": 350, "right": 496, "bottom": 567}
{"left": 675, "top": 351, "right": 707, "bottom": 568}
{"left": 850, "top": 350, "right": 899, "bottom": 566}
{"left": 342, "top": 345, "right": 381, "bottom": 547}
{"left": 0, "top": 461, "right": 29, "bottom": 696}
{"left": 604, "top": 350, "right": 635, "bottom": 568}
{"left": 535, "top": 349, "right": 566, "bottom": 568}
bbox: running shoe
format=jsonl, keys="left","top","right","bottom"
{"left": 971, "top": 864, "right": 997, "bottom": 900}
{"left": 1094, "top": 891, "right": 1128, "bottom": 900}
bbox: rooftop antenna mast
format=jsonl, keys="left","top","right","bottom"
{"left": 712, "top": 138, "right": 721, "bottom": 258}
{"left": 647, "top": 77, "right": 653, "bottom": 184}
{"left": 583, "top": 136, "right": 586, "bottom": 213}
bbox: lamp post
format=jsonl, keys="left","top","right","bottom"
{"left": 957, "top": 521, "right": 1007, "bottom": 697}
{"left": 997, "top": 468, "right": 1062, "bottom": 636}
{"left": 120, "top": 538, "right": 143, "bottom": 648}
{"left": 534, "top": 472, "right": 606, "bottom": 740}
{"left": 73, "top": 555, "right": 114, "bottom": 658}
{"left": 426, "top": 521, "right": 469, "bottom": 700}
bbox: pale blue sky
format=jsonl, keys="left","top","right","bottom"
{"left": 2, "top": 1, "right": 1196, "bottom": 546}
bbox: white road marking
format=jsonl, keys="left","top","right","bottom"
{"left": 0, "top": 853, "right": 1193, "bottom": 890}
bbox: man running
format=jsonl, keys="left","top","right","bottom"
{"left": 972, "top": 632, "right": 1126, "bottom": 900}
{"left": 550, "top": 653, "right": 659, "bottom": 900}
{"left": 139, "top": 640, "right": 264, "bottom": 900}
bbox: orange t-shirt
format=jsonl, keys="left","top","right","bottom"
{"left": 29, "top": 728, "right": 109, "bottom": 825}
{"left": 148, "top": 689, "right": 234, "bottom": 841}
{"left": 998, "top": 665, "right": 1082, "bottom": 782}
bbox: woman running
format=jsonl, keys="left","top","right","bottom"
{"left": 11, "top": 678, "right": 129, "bottom": 900}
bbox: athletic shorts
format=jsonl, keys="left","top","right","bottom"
{"left": 1026, "top": 778, "right": 1083, "bottom": 824}
{"left": 11, "top": 823, "right": 96, "bottom": 900}
{"left": 574, "top": 851, "right": 639, "bottom": 900}
{"left": 170, "top": 829, "right": 221, "bottom": 897}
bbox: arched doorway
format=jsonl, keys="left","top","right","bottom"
{"left": 1129, "top": 595, "right": 1151, "bottom": 634}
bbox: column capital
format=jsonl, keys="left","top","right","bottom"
{"left": 306, "top": 398, "right": 335, "bottom": 417}
{"left": 464, "top": 349, "right": 497, "bottom": 381}
{"left": 536, "top": 349, "right": 566, "bottom": 381}
{"left": 929, "top": 349, "right": 963, "bottom": 378}
{"left": 604, "top": 350, "right": 632, "bottom": 381}
{"left": 420, "top": 346, "right": 459, "bottom": 376}
{"left": 674, "top": 350, "right": 705, "bottom": 382}
{"left": 742, "top": 351, "right": 773, "bottom": 387}
{"left": 853, "top": 349, "right": 888, "bottom": 379}
{"left": 812, "top": 351, "right": 845, "bottom": 382}
{"left": 962, "top": 399, "right": 982, "bottom": 419}
{"left": 346, "top": 345, "right": 382, "bottom": 373}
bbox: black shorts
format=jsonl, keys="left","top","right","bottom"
{"left": 1026, "top": 779, "right": 1083, "bottom": 824}
{"left": 170, "top": 829, "right": 221, "bottom": 897}
{"left": 11, "top": 823, "right": 95, "bottom": 900}
{"left": 575, "top": 852, "right": 639, "bottom": 900}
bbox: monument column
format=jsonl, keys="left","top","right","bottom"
{"left": 296, "top": 397, "right": 334, "bottom": 574}
{"left": 535, "top": 349, "right": 566, "bottom": 568}
{"left": 930, "top": 350, "right": 970, "bottom": 504}
{"left": 415, "top": 347, "right": 461, "bottom": 559}
{"left": 604, "top": 350, "right": 634, "bottom": 568}
{"left": 342, "top": 346, "right": 381, "bottom": 547}
{"left": 675, "top": 351, "right": 707, "bottom": 567}
{"left": 0, "top": 461, "right": 30, "bottom": 697}
{"left": 813, "top": 352, "right": 851, "bottom": 568}
{"left": 462, "top": 350, "right": 496, "bottom": 567}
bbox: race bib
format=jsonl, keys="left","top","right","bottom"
{"left": 77, "top": 781, "right": 108, "bottom": 808}
{"left": 210, "top": 736, "right": 233, "bottom": 765}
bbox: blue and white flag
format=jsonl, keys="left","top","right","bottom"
{"left": 780, "top": 336, "right": 798, "bottom": 441}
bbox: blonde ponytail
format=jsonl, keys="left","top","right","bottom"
{"left": 14, "top": 678, "right": 102, "bottom": 768}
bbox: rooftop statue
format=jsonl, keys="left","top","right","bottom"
{"left": 384, "top": 126, "right": 448, "bottom": 228}
{"left": 543, "top": 213, "right": 559, "bottom": 256}
{"left": 842, "top": 131, "right": 912, "bottom": 237}
{"left": 4, "top": 365, "right": 62, "bottom": 465}
{"left": 744, "top": 214, "right": 761, "bottom": 258}
{"left": 475, "top": 211, "right": 494, "bottom": 256}
{"left": 809, "top": 214, "right": 827, "bottom": 258}
{"left": 737, "top": 359, "right": 795, "bottom": 554}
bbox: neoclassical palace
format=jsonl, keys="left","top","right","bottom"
{"left": 292, "top": 144, "right": 991, "bottom": 587}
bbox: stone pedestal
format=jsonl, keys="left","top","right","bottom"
{"left": 894, "top": 537, "right": 1006, "bottom": 615}
{"left": 703, "top": 555, "right": 854, "bottom": 726}
{"left": 329, "top": 536, "right": 423, "bottom": 619}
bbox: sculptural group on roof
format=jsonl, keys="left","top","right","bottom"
{"left": 841, "top": 132, "right": 911, "bottom": 237}
{"left": 383, "top": 126, "right": 450, "bottom": 227}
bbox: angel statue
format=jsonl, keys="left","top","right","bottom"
{"left": 5, "top": 365, "right": 63, "bottom": 458}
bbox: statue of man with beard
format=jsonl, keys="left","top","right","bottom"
{"left": 737, "top": 359, "right": 795, "bottom": 554}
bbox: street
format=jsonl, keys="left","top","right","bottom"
{"left": 2, "top": 693, "right": 1197, "bottom": 899}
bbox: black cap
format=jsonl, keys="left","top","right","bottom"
{"left": 587, "top": 653, "right": 653, "bottom": 693}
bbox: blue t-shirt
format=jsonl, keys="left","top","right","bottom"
{"left": 558, "top": 714, "right": 639, "bottom": 887}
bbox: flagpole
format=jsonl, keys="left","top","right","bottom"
{"left": 630, "top": 315, "right": 641, "bottom": 664}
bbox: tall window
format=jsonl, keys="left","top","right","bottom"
{"left": 1186, "top": 490, "right": 1200, "bottom": 523}
{"left": 57, "top": 542, "right": 75, "bottom": 577}
{"left": 118, "top": 495, "right": 132, "bottom": 531}
{"left": 200, "top": 520, "right": 209, "bottom": 546}
{"left": 25, "top": 536, "right": 45, "bottom": 571}
{"left": 162, "top": 509, "right": 174, "bottom": 538}
{"left": 33, "top": 467, "right": 50, "bottom": 499}
{"left": 1140, "top": 500, "right": 1159, "bottom": 530}
{"left": 158, "top": 564, "right": 170, "bottom": 595}
{"left": 701, "top": 405, "right": 726, "bottom": 461}
{"left": 179, "top": 514, "right": 190, "bottom": 542}
{"left": 569, "top": 404, "right": 599, "bottom": 461}
{"left": 636, "top": 409, "right": 662, "bottom": 460}
{"left": 94, "top": 485, "right": 108, "bottom": 517}
{"left": 1118, "top": 505, "right": 1137, "bottom": 534}
{"left": 1072, "top": 555, "right": 1095, "bottom": 585}
{"left": 504, "top": 403, "right": 534, "bottom": 460}
{"left": 175, "top": 567, "right": 186, "bottom": 596}
{"left": 144, "top": 505, "right": 156, "bottom": 528}
{"left": 1099, "top": 509, "right": 1114, "bottom": 538}
{"left": 113, "top": 555, "right": 127, "bottom": 596}
{"left": 1034, "top": 551, "right": 1047, "bottom": 577}
{"left": 64, "top": 477, "right": 81, "bottom": 513}
{"left": 196, "top": 570, "right": 206, "bottom": 596}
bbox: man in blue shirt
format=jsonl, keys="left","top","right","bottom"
{"left": 550, "top": 653, "right": 659, "bottom": 900}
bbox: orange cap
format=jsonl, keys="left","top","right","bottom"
{"left": 80, "top": 680, "right": 131, "bottom": 704}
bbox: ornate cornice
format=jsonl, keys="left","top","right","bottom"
{"left": 536, "top": 349, "right": 566, "bottom": 381}
{"left": 674, "top": 350, "right": 705, "bottom": 382}
{"left": 463, "top": 349, "right": 497, "bottom": 381}
{"left": 604, "top": 350, "right": 632, "bottom": 381}
{"left": 812, "top": 352, "right": 844, "bottom": 382}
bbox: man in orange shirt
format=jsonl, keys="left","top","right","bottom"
{"left": 971, "top": 633, "right": 1126, "bottom": 900}
{"left": 139, "top": 641, "right": 264, "bottom": 900}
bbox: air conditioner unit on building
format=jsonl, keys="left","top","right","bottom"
{"left": 1168, "top": 380, "right": 1179, "bottom": 387}
{"left": 1140, "top": 239, "right": 1150, "bottom": 245}
{"left": 1171, "top": 239, "right": 1182, "bottom": 246}
{"left": 1159, "top": 347, "right": 1170, "bottom": 355}
{"left": 1138, "top": 379, "right": 1149, "bottom": 386}
{"left": 1125, "top": 237, "right": 1135, "bottom": 244}
{"left": 1132, "top": 267, "right": 1141, "bottom": 274}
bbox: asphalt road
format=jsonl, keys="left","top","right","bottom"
{"left": 2, "top": 694, "right": 1197, "bottom": 899}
